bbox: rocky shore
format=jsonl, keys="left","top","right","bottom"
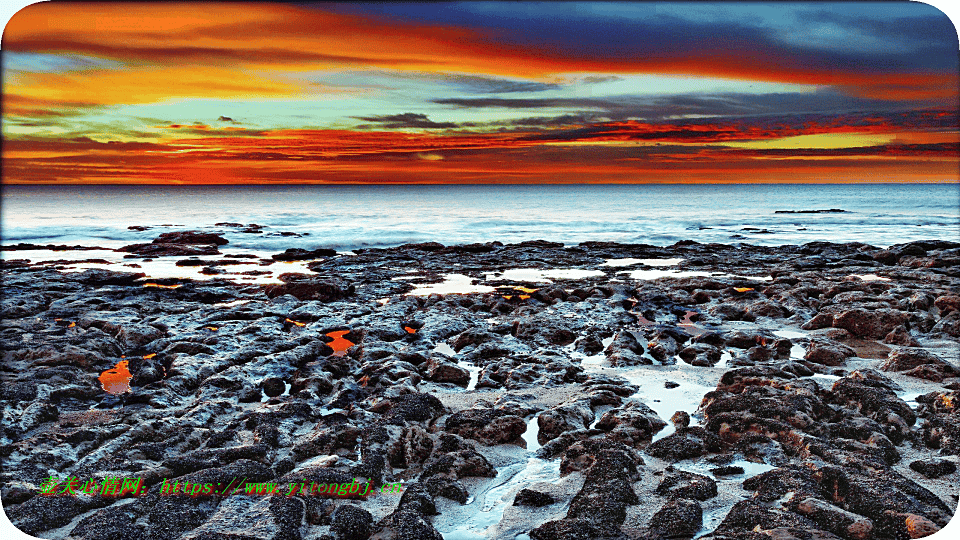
{"left": 2, "top": 234, "right": 959, "bottom": 540}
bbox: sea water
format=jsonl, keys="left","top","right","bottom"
{"left": 2, "top": 183, "right": 957, "bottom": 251}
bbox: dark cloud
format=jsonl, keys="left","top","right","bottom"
{"left": 440, "top": 74, "right": 561, "bottom": 94}
{"left": 3, "top": 39, "right": 442, "bottom": 67}
{"left": 437, "top": 91, "right": 928, "bottom": 123}
{"left": 217, "top": 116, "right": 236, "bottom": 122}
{"left": 433, "top": 97, "right": 625, "bottom": 110}
{"left": 353, "top": 112, "right": 459, "bottom": 129}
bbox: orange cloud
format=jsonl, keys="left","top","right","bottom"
{"left": 4, "top": 2, "right": 956, "bottom": 106}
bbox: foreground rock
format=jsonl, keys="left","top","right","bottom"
{"left": 2, "top": 238, "right": 958, "bottom": 540}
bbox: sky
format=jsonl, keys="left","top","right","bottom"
{"left": 1, "top": 1, "right": 958, "bottom": 184}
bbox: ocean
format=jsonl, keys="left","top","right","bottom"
{"left": 2, "top": 183, "right": 958, "bottom": 252}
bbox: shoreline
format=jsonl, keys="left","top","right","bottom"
{"left": 2, "top": 235, "right": 959, "bottom": 539}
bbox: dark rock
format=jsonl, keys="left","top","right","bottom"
{"left": 331, "top": 504, "right": 372, "bottom": 540}
{"left": 514, "top": 488, "right": 555, "bottom": 507}
{"left": 833, "top": 308, "right": 908, "bottom": 339}
{"left": 261, "top": 377, "right": 286, "bottom": 397}
{"left": 264, "top": 280, "right": 351, "bottom": 302}
{"left": 881, "top": 348, "right": 957, "bottom": 376}
{"left": 656, "top": 470, "right": 718, "bottom": 501}
{"left": 154, "top": 231, "right": 228, "bottom": 245}
{"left": 805, "top": 340, "right": 854, "bottom": 366}
{"left": 909, "top": 458, "right": 957, "bottom": 478}
{"left": 649, "top": 498, "right": 703, "bottom": 539}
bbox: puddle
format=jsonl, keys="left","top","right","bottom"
{"left": 50, "top": 252, "right": 317, "bottom": 285}
{"left": 522, "top": 415, "right": 542, "bottom": 452}
{"left": 772, "top": 329, "right": 807, "bottom": 340}
{"left": 433, "top": 342, "right": 480, "bottom": 391}
{"left": 601, "top": 258, "right": 685, "bottom": 267}
{"left": 625, "top": 269, "right": 718, "bottom": 280}
{"left": 897, "top": 390, "right": 924, "bottom": 410}
{"left": 580, "top": 360, "right": 721, "bottom": 443}
{"left": 326, "top": 331, "right": 354, "bottom": 356}
{"left": 484, "top": 268, "right": 604, "bottom": 283}
{"left": 848, "top": 274, "right": 891, "bottom": 282}
{"left": 99, "top": 360, "right": 132, "bottom": 394}
{"left": 810, "top": 373, "right": 842, "bottom": 389}
{"left": 435, "top": 456, "right": 561, "bottom": 540}
{"left": 464, "top": 362, "right": 481, "bottom": 391}
{"left": 434, "top": 342, "right": 457, "bottom": 356}
{"left": 406, "top": 274, "right": 496, "bottom": 296}
{"left": 213, "top": 299, "right": 250, "bottom": 308}
{"left": 715, "top": 351, "right": 731, "bottom": 369}
{"left": 679, "top": 311, "right": 709, "bottom": 337}
{"left": 625, "top": 269, "right": 772, "bottom": 281}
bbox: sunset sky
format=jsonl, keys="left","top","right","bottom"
{"left": 2, "top": 1, "right": 958, "bottom": 184}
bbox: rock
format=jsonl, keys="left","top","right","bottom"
{"left": 804, "top": 340, "right": 854, "bottom": 366}
{"left": 154, "top": 231, "right": 229, "bottom": 245}
{"left": 529, "top": 518, "right": 629, "bottom": 540}
{"left": 647, "top": 333, "right": 678, "bottom": 362}
{"left": 802, "top": 313, "right": 835, "bottom": 330}
{"left": 678, "top": 343, "right": 722, "bottom": 366}
{"left": 646, "top": 427, "right": 722, "bottom": 461}
{"left": 514, "top": 488, "right": 555, "bottom": 507}
{"left": 656, "top": 470, "right": 718, "bottom": 500}
{"left": 833, "top": 308, "right": 908, "bottom": 339}
{"left": 424, "top": 358, "right": 470, "bottom": 386}
{"left": 261, "top": 377, "right": 285, "bottom": 397}
{"left": 883, "top": 326, "right": 919, "bottom": 346}
{"left": 565, "top": 440, "right": 642, "bottom": 527}
{"left": 792, "top": 497, "right": 874, "bottom": 540}
{"left": 605, "top": 330, "right": 648, "bottom": 366}
{"left": 881, "top": 347, "right": 957, "bottom": 376}
{"left": 271, "top": 248, "right": 337, "bottom": 261}
{"left": 422, "top": 475, "right": 468, "bottom": 503}
{"left": 118, "top": 243, "right": 221, "bottom": 257}
{"left": 594, "top": 401, "right": 667, "bottom": 446}
{"left": 443, "top": 408, "right": 527, "bottom": 446}
{"left": 934, "top": 295, "right": 960, "bottom": 315}
{"left": 331, "top": 504, "right": 372, "bottom": 540}
{"left": 421, "top": 449, "right": 497, "bottom": 479}
{"left": 710, "top": 465, "right": 745, "bottom": 476}
{"left": 648, "top": 498, "right": 703, "bottom": 538}
{"left": 932, "top": 311, "right": 960, "bottom": 337}
{"left": 538, "top": 400, "right": 595, "bottom": 444}
{"left": 67, "top": 269, "right": 147, "bottom": 285}
{"left": 264, "top": 280, "right": 351, "bottom": 302}
{"left": 909, "top": 458, "right": 957, "bottom": 478}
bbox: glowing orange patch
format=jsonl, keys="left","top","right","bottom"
{"left": 99, "top": 360, "right": 132, "bottom": 394}
{"left": 68, "top": 322, "right": 76, "bottom": 328}
{"left": 203, "top": 326, "right": 219, "bottom": 331}
{"left": 514, "top": 286, "right": 537, "bottom": 294}
{"left": 326, "top": 330, "right": 354, "bottom": 357}
{"left": 503, "top": 295, "right": 513, "bottom": 300}
{"left": 143, "top": 353, "right": 156, "bottom": 360}
{"left": 285, "top": 318, "right": 306, "bottom": 327}
{"left": 142, "top": 283, "right": 181, "bottom": 289}
{"left": 518, "top": 294, "right": 530, "bottom": 300}
{"left": 734, "top": 287, "right": 754, "bottom": 292}
{"left": 403, "top": 326, "right": 417, "bottom": 334}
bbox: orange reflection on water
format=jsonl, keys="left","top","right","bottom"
{"left": 734, "top": 287, "right": 754, "bottom": 292}
{"left": 143, "top": 283, "right": 181, "bottom": 289}
{"left": 99, "top": 360, "right": 132, "bottom": 394}
{"left": 326, "top": 330, "right": 354, "bottom": 356}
